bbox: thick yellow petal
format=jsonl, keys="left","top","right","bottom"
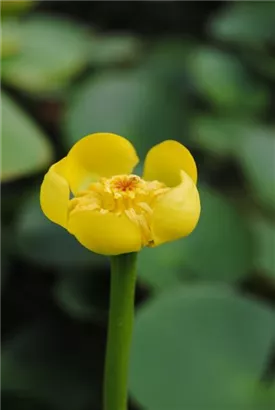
{"left": 68, "top": 209, "right": 142, "bottom": 255}
{"left": 66, "top": 133, "right": 139, "bottom": 195}
{"left": 40, "top": 158, "right": 70, "bottom": 228}
{"left": 151, "top": 171, "right": 200, "bottom": 246}
{"left": 143, "top": 140, "right": 198, "bottom": 187}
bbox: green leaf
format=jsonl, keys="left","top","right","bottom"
{"left": 251, "top": 217, "right": 275, "bottom": 278}
{"left": 141, "top": 38, "right": 192, "bottom": 83}
{"left": 210, "top": 2, "right": 275, "bottom": 47}
{"left": 1, "top": 321, "right": 103, "bottom": 410}
{"left": 1, "top": 0, "right": 35, "bottom": 16}
{"left": 89, "top": 34, "right": 142, "bottom": 65}
{"left": 137, "top": 186, "right": 253, "bottom": 289}
{"left": 1, "top": 92, "right": 53, "bottom": 181}
{"left": 130, "top": 285, "right": 275, "bottom": 410}
{"left": 137, "top": 240, "right": 187, "bottom": 292}
{"left": 1, "top": 15, "right": 90, "bottom": 94}
{"left": 1, "top": 20, "right": 21, "bottom": 58}
{"left": 187, "top": 47, "right": 268, "bottom": 116}
{"left": 63, "top": 69, "right": 186, "bottom": 158}
{"left": 15, "top": 192, "right": 106, "bottom": 269}
{"left": 182, "top": 186, "right": 253, "bottom": 282}
{"left": 189, "top": 116, "right": 253, "bottom": 157}
{"left": 237, "top": 128, "right": 275, "bottom": 210}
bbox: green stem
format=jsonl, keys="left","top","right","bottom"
{"left": 104, "top": 252, "right": 138, "bottom": 410}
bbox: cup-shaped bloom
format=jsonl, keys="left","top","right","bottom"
{"left": 40, "top": 133, "right": 200, "bottom": 255}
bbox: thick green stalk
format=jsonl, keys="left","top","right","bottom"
{"left": 104, "top": 252, "right": 138, "bottom": 410}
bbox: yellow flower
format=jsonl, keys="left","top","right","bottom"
{"left": 40, "top": 133, "right": 200, "bottom": 255}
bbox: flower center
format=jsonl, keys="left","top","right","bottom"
{"left": 69, "top": 174, "right": 168, "bottom": 246}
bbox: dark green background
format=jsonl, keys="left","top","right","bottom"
{"left": 1, "top": 1, "right": 275, "bottom": 410}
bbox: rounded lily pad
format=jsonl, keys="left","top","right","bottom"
{"left": 1, "top": 92, "right": 53, "bottom": 182}
{"left": 210, "top": 2, "right": 275, "bottom": 47}
{"left": 187, "top": 47, "right": 269, "bottom": 116}
{"left": 237, "top": 128, "right": 275, "bottom": 211}
{"left": 63, "top": 70, "right": 186, "bottom": 158}
{"left": 1, "top": 15, "right": 91, "bottom": 94}
{"left": 130, "top": 284, "right": 275, "bottom": 410}
{"left": 182, "top": 186, "right": 253, "bottom": 282}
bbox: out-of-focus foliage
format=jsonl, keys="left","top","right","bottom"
{"left": 64, "top": 68, "right": 186, "bottom": 158}
{"left": 1, "top": 15, "right": 91, "bottom": 94}
{"left": 187, "top": 47, "right": 269, "bottom": 117}
{"left": 1, "top": 92, "right": 53, "bottom": 181}
{"left": 1, "top": 1, "right": 275, "bottom": 410}
{"left": 1, "top": 0, "right": 35, "bottom": 16}
{"left": 130, "top": 285, "right": 275, "bottom": 410}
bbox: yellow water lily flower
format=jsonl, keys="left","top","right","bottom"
{"left": 40, "top": 133, "right": 200, "bottom": 255}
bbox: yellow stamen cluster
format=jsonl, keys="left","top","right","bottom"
{"left": 69, "top": 174, "right": 168, "bottom": 245}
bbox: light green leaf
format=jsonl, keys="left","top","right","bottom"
{"left": 130, "top": 284, "right": 275, "bottom": 410}
{"left": 182, "top": 186, "right": 253, "bottom": 282}
{"left": 190, "top": 116, "right": 253, "bottom": 157}
{"left": 63, "top": 69, "right": 186, "bottom": 158}
{"left": 1, "top": 92, "right": 53, "bottom": 181}
{"left": 237, "top": 128, "right": 275, "bottom": 210}
{"left": 1, "top": 15, "right": 90, "bottom": 94}
{"left": 210, "top": 2, "right": 275, "bottom": 47}
{"left": 89, "top": 34, "right": 142, "bottom": 65}
{"left": 187, "top": 47, "right": 268, "bottom": 116}
{"left": 15, "top": 192, "right": 106, "bottom": 269}
{"left": 1, "top": 20, "right": 21, "bottom": 58}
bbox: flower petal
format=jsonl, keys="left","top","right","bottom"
{"left": 151, "top": 170, "right": 200, "bottom": 246}
{"left": 40, "top": 158, "right": 70, "bottom": 228}
{"left": 68, "top": 210, "right": 142, "bottom": 255}
{"left": 143, "top": 140, "right": 198, "bottom": 187}
{"left": 66, "top": 133, "right": 139, "bottom": 195}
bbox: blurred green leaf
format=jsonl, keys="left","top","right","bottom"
{"left": 1, "top": 20, "right": 21, "bottom": 58}
{"left": 210, "top": 2, "right": 275, "bottom": 47}
{"left": 142, "top": 38, "right": 191, "bottom": 83}
{"left": 187, "top": 47, "right": 268, "bottom": 116}
{"left": 130, "top": 284, "right": 275, "bottom": 410}
{"left": 1, "top": 15, "right": 90, "bottom": 94}
{"left": 89, "top": 34, "right": 142, "bottom": 65}
{"left": 189, "top": 116, "right": 253, "bottom": 157}
{"left": 2, "top": 321, "right": 103, "bottom": 410}
{"left": 63, "top": 69, "right": 186, "bottom": 158}
{"left": 182, "top": 186, "right": 253, "bottom": 282}
{"left": 1, "top": 0, "right": 35, "bottom": 16}
{"left": 15, "top": 192, "right": 106, "bottom": 269}
{"left": 1, "top": 92, "right": 53, "bottom": 181}
{"left": 237, "top": 128, "right": 275, "bottom": 210}
{"left": 137, "top": 240, "right": 186, "bottom": 292}
{"left": 136, "top": 185, "right": 253, "bottom": 289}
{"left": 251, "top": 217, "right": 275, "bottom": 278}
